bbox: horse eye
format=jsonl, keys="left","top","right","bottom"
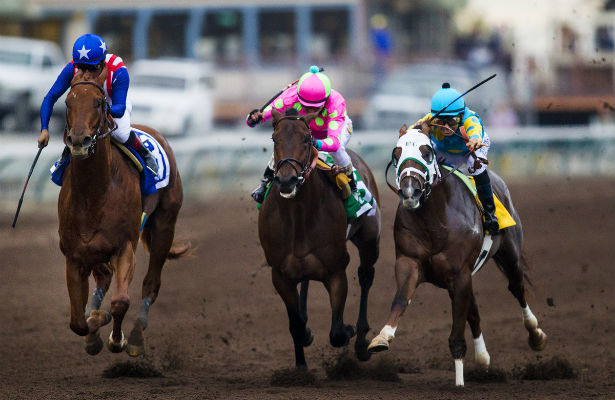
{"left": 304, "top": 135, "right": 312, "bottom": 144}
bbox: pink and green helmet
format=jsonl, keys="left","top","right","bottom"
{"left": 297, "top": 66, "right": 331, "bottom": 107}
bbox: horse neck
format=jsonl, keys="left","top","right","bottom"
{"left": 67, "top": 138, "right": 113, "bottom": 201}
{"left": 277, "top": 170, "right": 331, "bottom": 222}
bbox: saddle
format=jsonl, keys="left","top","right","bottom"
{"left": 316, "top": 159, "right": 352, "bottom": 200}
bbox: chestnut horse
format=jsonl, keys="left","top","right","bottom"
{"left": 258, "top": 109, "right": 381, "bottom": 368}
{"left": 368, "top": 126, "right": 547, "bottom": 386}
{"left": 59, "top": 68, "right": 190, "bottom": 356}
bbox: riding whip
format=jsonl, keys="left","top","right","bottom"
{"left": 259, "top": 67, "right": 325, "bottom": 112}
{"left": 11, "top": 147, "right": 43, "bottom": 228}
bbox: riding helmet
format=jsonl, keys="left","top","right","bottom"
{"left": 72, "top": 33, "right": 107, "bottom": 66}
{"left": 297, "top": 65, "right": 331, "bottom": 107}
{"left": 430, "top": 82, "right": 465, "bottom": 116}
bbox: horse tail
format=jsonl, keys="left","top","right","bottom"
{"left": 167, "top": 240, "right": 192, "bottom": 260}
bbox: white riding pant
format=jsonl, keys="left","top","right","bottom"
{"left": 109, "top": 102, "right": 132, "bottom": 143}
{"left": 267, "top": 116, "right": 354, "bottom": 171}
{"left": 438, "top": 132, "right": 491, "bottom": 176}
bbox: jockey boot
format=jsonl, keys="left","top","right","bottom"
{"left": 344, "top": 163, "right": 357, "bottom": 194}
{"left": 124, "top": 131, "right": 158, "bottom": 176}
{"left": 251, "top": 166, "right": 274, "bottom": 203}
{"left": 475, "top": 170, "right": 499, "bottom": 235}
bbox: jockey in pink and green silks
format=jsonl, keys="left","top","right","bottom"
{"left": 247, "top": 66, "right": 355, "bottom": 203}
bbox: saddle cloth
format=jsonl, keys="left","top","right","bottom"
{"left": 50, "top": 128, "right": 170, "bottom": 196}
{"left": 441, "top": 165, "right": 516, "bottom": 230}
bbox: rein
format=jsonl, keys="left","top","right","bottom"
{"left": 65, "top": 81, "right": 117, "bottom": 155}
{"left": 273, "top": 115, "right": 318, "bottom": 187}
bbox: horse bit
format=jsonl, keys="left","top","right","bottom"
{"left": 272, "top": 115, "right": 316, "bottom": 186}
{"left": 65, "top": 81, "right": 117, "bottom": 155}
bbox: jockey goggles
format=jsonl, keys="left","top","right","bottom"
{"left": 433, "top": 116, "right": 461, "bottom": 126}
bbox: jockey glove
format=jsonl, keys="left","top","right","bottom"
{"left": 314, "top": 139, "right": 323, "bottom": 150}
{"left": 246, "top": 109, "right": 262, "bottom": 127}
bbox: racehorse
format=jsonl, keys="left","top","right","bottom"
{"left": 258, "top": 109, "right": 381, "bottom": 368}
{"left": 368, "top": 125, "right": 547, "bottom": 386}
{"left": 59, "top": 67, "right": 190, "bottom": 356}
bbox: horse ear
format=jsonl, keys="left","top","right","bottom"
{"left": 399, "top": 124, "right": 408, "bottom": 137}
{"left": 271, "top": 109, "right": 281, "bottom": 122}
{"left": 71, "top": 69, "right": 84, "bottom": 85}
{"left": 303, "top": 110, "right": 320, "bottom": 125}
{"left": 96, "top": 66, "right": 108, "bottom": 87}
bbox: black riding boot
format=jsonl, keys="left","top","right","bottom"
{"left": 124, "top": 131, "right": 158, "bottom": 176}
{"left": 252, "top": 166, "right": 274, "bottom": 203}
{"left": 475, "top": 170, "right": 499, "bottom": 235}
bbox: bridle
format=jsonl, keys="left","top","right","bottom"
{"left": 273, "top": 115, "right": 318, "bottom": 187}
{"left": 65, "top": 81, "right": 117, "bottom": 155}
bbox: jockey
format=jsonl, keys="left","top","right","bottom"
{"left": 246, "top": 65, "right": 355, "bottom": 203}
{"left": 414, "top": 82, "right": 499, "bottom": 235}
{"left": 37, "top": 33, "right": 158, "bottom": 176}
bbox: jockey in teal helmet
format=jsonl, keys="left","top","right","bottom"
{"left": 414, "top": 82, "right": 499, "bottom": 235}
{"left": 38, "top": 33, "right": 159, "bottom": 177}
{"left": 247, "top": 66, "right": 355, "bottom": 203}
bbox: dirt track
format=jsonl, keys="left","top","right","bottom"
{"left": 1, "top": 177, "right": 613, "bottom": 399}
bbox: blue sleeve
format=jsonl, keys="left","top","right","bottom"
{"left": 40, "top": 63, "right": 73, "bottom": 131}
{"left": 109, "top": 67, "right": 129, "bottom": 118}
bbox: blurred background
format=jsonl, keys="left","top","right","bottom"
{"left": 0, "top": 0, "right": 613, "bottom": 203}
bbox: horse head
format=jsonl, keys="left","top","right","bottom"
{"left": 271, "top": 108, "right": 319, "bottom": 198}
{"left": 392, "top": 124, "right": 438, "bottom": 210}
{"left": 64, "top": 67, "right": 111, "bottom": 159}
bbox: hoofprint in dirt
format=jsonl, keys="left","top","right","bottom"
{"left": 0, "top": 177, "right": 613, "bottom": 399}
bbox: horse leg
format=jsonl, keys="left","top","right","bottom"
{"left": 107, "top": 242, "right": 135, "bottom": 353}
{"left": 494, "top": 249, "right": 547, "bottom": 351}
{"left": 65, "top": 259, "right": 91, "bottom": 337}
{"left": 299, "top": 281, "right": 314, "bottom": 347}
{"left": 324, "top": 271, "right": 355, "bottom": 348}
{"left": 84, "top": 263, "right": 113, "bottom": 355}
{"left": 449, "top": 270, "right": 473, "bottom": 387}
{"left": 350, "top": 235, "right": 378, "bottom": 361}
{"left": 467, "top": 293, "right": 490, "bottom": 370}
{"left": 272, "top": 269, "right": 308, "bottom": 368}
{"left": 368, "top": 256, "right": 419, "bottom": 353}
{"left": 127, "top": 218, "right": 176, "bottom": 357}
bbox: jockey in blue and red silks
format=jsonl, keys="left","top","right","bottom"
{"left": 414, "top": 82, "right": 499, "bottom": 235}
{"left": 37, "top": 33, "right": 158, "bottom": 176}
{"left": 246, "top": 65, "right": 355, "bottom": 203}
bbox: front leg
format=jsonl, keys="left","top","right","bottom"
{"left": 272, "top": 269, "right": 308, "bottom": 368}
{"left": 107, "top": 242, "right": 136, "bottom": 353}
{"left": 324, "top": 271, "right": 355, "bottom": 347}
{"left": 66, "top": 259, "right": 91, "bottom": 336}
{"left": 368, "top": 256, "right": 420, "bottom": 352}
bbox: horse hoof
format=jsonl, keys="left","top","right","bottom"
{"left": 86, "top": 310, "right": 112, "bottom": 332}
{"left": 474, "top": 351, "right": 490, "bottom": 370}
{"left": 303, "top": 327, "right": 314, "bottom": 347}
{"left": 107, "top": 331, "right": 127, "bottom": 353}
{"left": 84, "top": 333, "right": 103, "bottom": 356}
{"left": 367, "top": 334, "right": 390, "bottom": 353}
{"left": 355, "top": 345, "right": 372, "bottom": 362}
{"left": 528, "top": 328, "right": 547, "bottom": 351}
{"left": 126, "top": 343, "right": 145, "bottom": 357}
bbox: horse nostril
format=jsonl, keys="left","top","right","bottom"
{"left": 82, "top": 136, "right": 92, "bottom": 147}
{"left": 273, "top": 176, "right": 280, "bottom": 184}
{"left": 289, "top": 176, "right": 298, "bottom": 185}
{"left": 66, "top": 135, "right": 73, "bottom": 146}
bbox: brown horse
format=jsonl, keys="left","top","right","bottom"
{"left": 368, "top": 126, "right": 547, "bottom": 386}
{"left": 59, "top": 67, "right": 190, "bottom": 356}
{"left": 258, "top": 109, "right": 381, "bottom": 368}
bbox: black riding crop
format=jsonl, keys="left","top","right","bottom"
{"left": 12, "top": 147, "right": 43, "bottom": 228}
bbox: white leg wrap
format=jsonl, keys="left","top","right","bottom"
{"left": 473, "top": 333, "right": 490, "bottom": 368}
{"left": 380, "top": 324, "right": 397, "bottom": 341}
{"left": 455, "top": 359, "right": 464, "bottom": 387}
{"left": 523, "top": 305, "right": 538, "bottom": 330}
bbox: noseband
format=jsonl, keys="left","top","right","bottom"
{"left": 273, "top": 115, "right": 317, "bottom": 186}
{"left": 65, "top": 81, "right": 117, "bottom": 155}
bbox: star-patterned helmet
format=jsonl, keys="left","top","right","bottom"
{"left": 72, "top": 34, "right": 107, "bottom": 66}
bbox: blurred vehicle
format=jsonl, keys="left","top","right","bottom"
{"left": 0, "top": 36, "right": 65, "bottom": 131}
{"left": 362, "top": 62, "right": 508, "bottom": 130}
{"left": 129, "top": 59, "right": 214, "bottom": 137}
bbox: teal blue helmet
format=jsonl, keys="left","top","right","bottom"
{"left": 431, "top": 83, "right": 465, "bottom": 116}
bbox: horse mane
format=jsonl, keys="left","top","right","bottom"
{"left": 284, "top": 108, "right": 299, "bottom": 117}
